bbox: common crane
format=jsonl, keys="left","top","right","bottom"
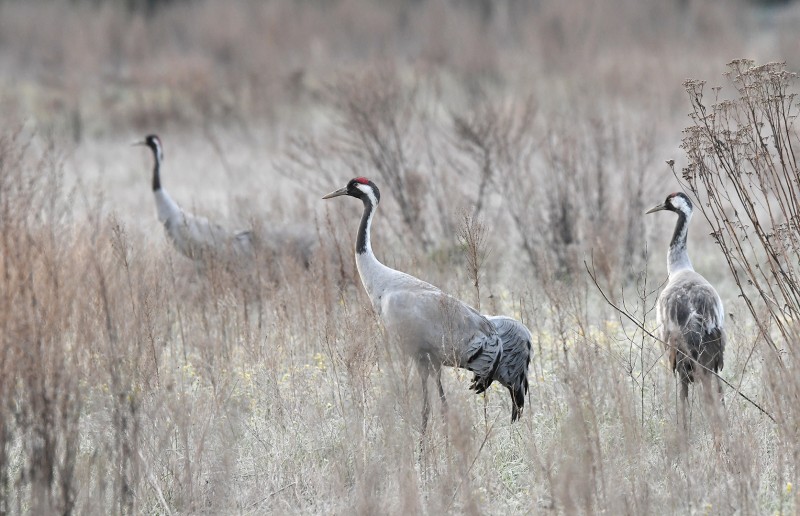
{"left": 647, "top": 192, "right": 725, "bottom": 422}
{"left": 323, "top": 177, "right": 531, "bottom": 432}
{"left": 134, "top": 134, "right": 316, "bottom": 268}
{"left": 133, "top": 134, "right": 253, "bottom": 262}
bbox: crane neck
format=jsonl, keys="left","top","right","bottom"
{"left": 667, "top": 210, "right": 693, "bottom": 275}
{"left": 151, "top": 151, "right": 161, "bottom": 192}
{"left": 356, "top": 195, "right": 374, "bottom": 256}
{"left": 354, "top": 194, "right": 395, "bottom": 304}
{"left": 153, "top": 189, "right": 181, "bottom": 225}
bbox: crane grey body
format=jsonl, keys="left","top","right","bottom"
{"left": 135, "top": 134, "right": 315, "bottom": 267}
{"left": 154, "top": 188, "right": 255, "bottom": 261}
{"left": 324, "top": 177, "right": 531, "bottom": 431}
{"left": 648, "top": 192, "right": 725, "bottom": 421}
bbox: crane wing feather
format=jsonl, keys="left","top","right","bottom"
{"left": 486, "top": 316, "right": 532, "bottom": 385}
{"left": 380, "top": 288, "right": 501, "bottom": 391}
{"left": 657, "top": 270, "right": 725, "bottom": 376}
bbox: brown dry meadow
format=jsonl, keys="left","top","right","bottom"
{"left": 1, "top": 0, "right": 799, "bottom": 514}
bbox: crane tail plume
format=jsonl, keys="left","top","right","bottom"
{"left": 509, "top": 375, "right": 528, "bottom": 422}
{"left": 468, "top": 349, "right": 501, "bottom": 394}
{"left": 681, "top": 325, "right": 725, "bottom": 384}
{"left": 484, "top": 315, "right": 532, "bottom": 422}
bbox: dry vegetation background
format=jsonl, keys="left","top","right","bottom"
{"left": 1, "top": 0, "right": 800, "bottom": 513}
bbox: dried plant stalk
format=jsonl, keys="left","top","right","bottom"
{"left": 680, "top": 60, "right": 800, "bottom": 356}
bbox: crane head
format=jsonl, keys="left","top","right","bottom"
{"left": 646, "top": 192, "right": 692, "bottom": 216}
{"left": 132, "top": 134, "right": 163, "bottom": 163}
{"left": 323, "top": 177, "right": 381, "bottom": 206}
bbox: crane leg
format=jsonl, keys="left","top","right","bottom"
{"left": 700, "top": 371, "right": 726, "bottom": 429}
{"left": 435, "top": 366, "right": 448, "bottom": 410}
{"left": 679, "top": 375, "right": 689, "bottom": 430}
{"left": 698, "top": 371, "right": 724, "bottom": 408}
{"left": 418, "top": 360, "right": 431, "bottom": 435}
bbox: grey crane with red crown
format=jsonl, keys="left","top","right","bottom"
{"left": 324, "top": 177, "right": 532, "bottom": 433}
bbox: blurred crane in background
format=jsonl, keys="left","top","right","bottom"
{"left": 134, "top": 134, "right": 316, "bottom": 268}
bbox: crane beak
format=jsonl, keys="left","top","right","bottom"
{"left": 131, "top": 140, "right": 146, "bottom": 147}
{"left": 322, "top": 187, "right": 348, "bottom": 199}
{"left": 645, "top": 203, "right": 666, "bottom": 214}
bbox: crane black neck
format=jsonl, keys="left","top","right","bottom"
{"left": 356, "top": 195, "right": 374, "bottom": 255}
{"left": 151, "top": 150, "right": 161, "bottom": 192}
{"left": 152, "top": 163, "right": 161, "bottom": 192}
{"left": 668, "top": 209, "right": 692, "bottom": 272}
{"left": 670, "top": 210, "right": 689, "bottom": 247}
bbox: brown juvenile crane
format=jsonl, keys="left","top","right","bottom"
{"left": 323, "top": 177, "right": 532, "bottom": 433}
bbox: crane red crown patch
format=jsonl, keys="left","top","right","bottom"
{"left": 354, "top": 177, "right": 369, "bottom": 184}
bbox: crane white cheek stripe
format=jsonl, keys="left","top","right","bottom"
{"left": 671, "top": 195, "right": 692, "bottom": 218}
{"left": 357, "top": 184, "right": 378, "bottom": 207}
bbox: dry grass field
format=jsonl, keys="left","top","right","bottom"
{"left": 1, "top": 0, "right": 800, "bottom": 514}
